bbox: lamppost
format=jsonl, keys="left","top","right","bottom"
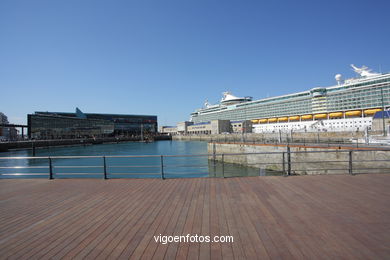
{"left": 241, "top": 105, "right": 247, "bottom": 143}
{"left": 381, "top": 87, "right": 386, "bottom": 136}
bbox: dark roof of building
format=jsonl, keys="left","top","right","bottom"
{"left": 373, "top": 111, "right": 390, "bottom": 119}
{"left": 191, "top": 121, "right": 210, "bottom": 126}
{"left": 34, "top": 109, "right": 157, "bottom": 119}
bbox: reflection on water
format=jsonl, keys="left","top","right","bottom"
{"left": 0, "top": 141, "right": 283, "bottom": 178}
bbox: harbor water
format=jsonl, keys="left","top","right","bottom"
{"left": 0, "top": 141, "right": 276, "bottom": 179}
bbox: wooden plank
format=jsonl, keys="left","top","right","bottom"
{"left": 208, "top": 178, "right": 223, "bottom": 260}
{"left": 12, "top": 181, "right": 148, "bottom": 259}
{"left": 52, "top": 180, "right": 157, "bottom": 259}
{"left": 215, "top": 178, "right": 234, "bottom": 259}
{"left": 173, "top": 179, "right": 202, "bottom": 260}
{"left": 219, "top": 179, "right": 247, "bottom": 259}
{"left": 0, "top": 175, "right": 389, "bottom": 259}
{"left": 119, "top": 179, "right": 189, "bottom": 259}
{"left": 86, "top": 179, "right": 179, "bottom": 259}
{"left": 161, "top": 177, "right": 197, "bottom": 259}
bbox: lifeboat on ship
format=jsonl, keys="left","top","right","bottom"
{"left": 363, "top": 108, "right": 382, "bottom": 115}
{"left": 314, "top": 113, "right": 327, "bottom": 119}
{"left": 278, "top": 117, "right": 288, "bottom": 122}
{"left": 259, "top": 119, "right": 268, "bottom": 124}
{"left": 268, "top": 118, "right": 277, "bottom": 123}
{"left": 288, "top": 116, "right": 300, "bottom": 121}
{"left": 345, "top": 110, "right": 362, "bottom": 117}
{"left": 329, "top": 112, "right": 343, "bottom": 118}
{"left": 301, "top": 115, "right": 313, "bottom": 120}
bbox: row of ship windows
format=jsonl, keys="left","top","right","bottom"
{"left": 196, "top": 100, "right": 389, "bottom": 121}
{"left": 327, "top": 80, "right": 390, "bottom": 92}
{"left": 328, "top": 96, "right": 389, "bottom": 103}
{"left": 259, "top": 124, "right": 369, "bottom": 129}
{"left": 245, "top": 82, "right": 390, "bottom": 106}
{"left": 236, "top": 99, "right": 388, "bottom": 114}
{"left": 249, "top": 86, "right": 390, "bottom": 108}
{"left": 328, "top": 88, "right": 390, "bottom": 99}
{"left": 242, "top": 100, "right": 387, "bottom": 112}
{"left": 258, "top": 121, "right": 371, "bottom": 127}
{"left": 344, "top": 79, "right": 390, "bottom": 89}
{"left": 325, "top": 121, "right": 370, "bottom": 124}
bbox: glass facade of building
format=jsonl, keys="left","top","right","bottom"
{"left": 191, "top": 74, "right": 390, "bottom": 123}
{"left": 28, "top": 114, "right": 114, "bottom": 139}
{"left": 28, "top": 109, "right": 158, "bottom": 139}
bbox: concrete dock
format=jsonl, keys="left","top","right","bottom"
{"left": 0, "top": 175, "right": 389, "bottom": 259}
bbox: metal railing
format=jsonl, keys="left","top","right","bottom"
{"left": 180, "top": 133, "right": 390, "bottom": 148}
{"left": 212, "top": 148, "right": 390, "bottom": 176}
{"left": 1, "top": 149, "right": 390, "bottom": 179}
{"left": 0, "top": 154, "right": 210, "bottom": 179}
{"left": 208, "top": 136, "right": 390, "bottom": 148}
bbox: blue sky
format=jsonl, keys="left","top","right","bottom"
{"left": 1, "top": 0, "right": 389, "bottom": 126}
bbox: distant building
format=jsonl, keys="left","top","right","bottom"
{"left": 0, "top": 112, "right": 18, "bottom": 141}
{"left": 177, "top": 121, "right": 194, "bottom": 135}
{"left": 372, "top": 111, "right": 390, "bottom": 133}
{"left": 27, "top": 108, "right": 157, "bottom": 139}
{"left": 230, "top": 120, "right": 252, "bottom": 133}
{"left": 0, "top": 112, "right": 7, "bottom": 137}
{"left": 159, "top": 120, "right": 249, "bottom": 135}
{"left": 159, "top": 126, "right": 178, "bottom": 135}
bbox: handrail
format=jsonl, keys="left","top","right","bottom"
{"left": 1, "top": 148, "right": 390, "bottom": 160}
{"left": 1, "top": 149, "right": 389, "bottom": 179}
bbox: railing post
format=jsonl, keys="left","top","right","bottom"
{"left": 103, "top": 156, "right": 107, "bottom": 179}
{"left": 349, "top": 151, "right": 353, "bottom": 175}
{"left": 213, "top": 142, "right": 216, "bottom": 161}
{"left": 282, "top": 152, "right": 286, "bottom": 175}
{"left": 221, "top": 154, "right": 225, "bottom": 178}
{"left": 32, "top": 142, "right": 36, "bottom": 157}
{"left": 49, "top": 157, "right": 53, "bottom": 180}
{"left": 287, "top": 146, "right": 291, "bottom": 176}
{"left": 160, "top": 155, "right": 165, "bottom": 180}
{"left": 212, "top": 143, "right": 216, "bottom": 177}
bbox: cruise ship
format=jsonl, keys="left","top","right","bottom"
{"left": 190, "top": 65, "right": 390, "bottom": 132}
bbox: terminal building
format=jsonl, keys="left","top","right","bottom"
{"left": 159, "top": 120, "right": 252, "bottom": 135}
{"left": 28, "top": 108, "right": 157, "bottom": 139}
{"left": 188, "top": 65, "right": 390, "bottom": 133}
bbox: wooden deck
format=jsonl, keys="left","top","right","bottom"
{"left": 0, "top": 175, "right": 389, "bottom": 259}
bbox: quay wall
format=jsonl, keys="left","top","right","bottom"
{"left": 173, "top": 131, "right": 369, "bottom": 143}
{"left": 0, "top": 135, "right": 171, "bottom": 152}
{"left": 207, "top": 142, "right": 390, "bottom": 175}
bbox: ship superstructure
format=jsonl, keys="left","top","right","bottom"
{"left": 190, "top": 65, "right": 390, "bottom": 132}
